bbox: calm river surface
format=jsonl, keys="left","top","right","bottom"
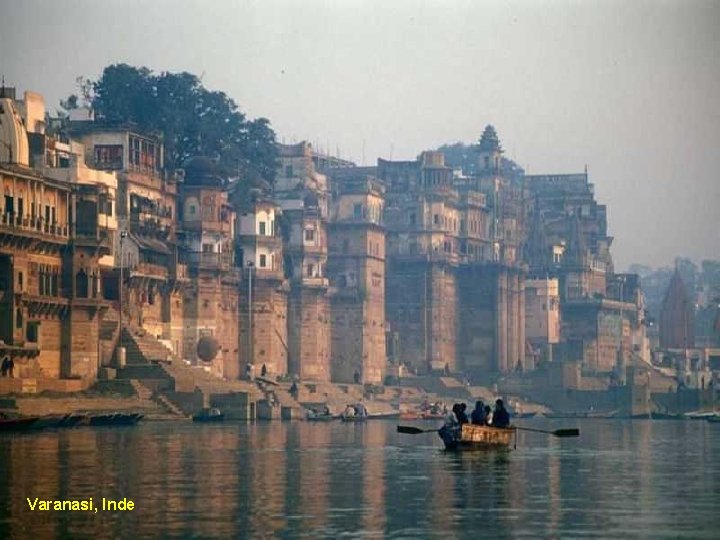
{"left": 1, "top": 418, "right": 719, "bottom": 538}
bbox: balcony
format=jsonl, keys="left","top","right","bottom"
{"left": 184, "top": 252, "right": 233, "bottom": 271}
{"left": 0, "top": 213, "right": 70, "bottom": 243}
{"left": 129, "top": 262, "right": 169, "bottom": 280}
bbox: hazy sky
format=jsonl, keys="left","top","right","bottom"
{"left": 2, "top": 0, "right": 718, "bottom": 270}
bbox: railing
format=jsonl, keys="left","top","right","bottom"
{"left": 184, "top": 252, "right": 233, "bottom": 270}
{"left": 0, "top": 213, "right": 69, "bottom": 239}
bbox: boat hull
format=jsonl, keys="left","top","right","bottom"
{"left": 439, "top": 423, "right": 514, "bottom": 451}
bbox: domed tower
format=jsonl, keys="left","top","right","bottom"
{"left": 478, "top": 125, "right": 503, "bottom": 174}
{"left": 180, "top": 157, "right": 239, "bottom": 378}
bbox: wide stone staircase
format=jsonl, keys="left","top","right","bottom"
{"left": 121, "top": 327, "right": 173, "bottom": 365}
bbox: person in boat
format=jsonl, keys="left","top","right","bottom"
{"left": 483, "top": 405, "right": 493, "bottom": 425}
{"left": 344, "top": 404, "right": 356, "bottom": 418}
{"left": 354, "top": 403, "right": 368, "bottom": 417}
{"left": 470, "top": 400, "right": 486, "bottom": 425}
{"left": 452, "top": 403, "right": 469, "bottom": 425}
{"left": 492, "top": 399, "right": 511, "bottom": 428}
{"left": 439, "top": 406, "right": 460, "bottom": 446}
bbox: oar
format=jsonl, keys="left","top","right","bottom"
{"left": 397, "top": 425, "right": 440, "bottom": 434}
{"left": 513, "top": 426, "right": 579, "bottom": 438}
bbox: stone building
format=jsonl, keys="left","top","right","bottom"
{"left": 0, "top": 87, "right": 114, "bottom": 391}
{"left": 326, "top": 173, "right": 386, "bottom": 383}
{"left": 524, "top": 172, "right": 648, "bottom": 374}
{"left": 236, "top": 197, "right": 288, "bottom": 378}
{"left": 178, "top": 157, "right": 240, "bottom": 378}
{"left": 275, "top": 143, "right": 331, "bottom": 381}
{"left": 68, "top": 120, "right": 180, "bottom": 344}
{"left": 660, "top": 268, "right": 695, "bottom": 349}
{"left": 379, "top": 126, "right": 526, "bottom": 377}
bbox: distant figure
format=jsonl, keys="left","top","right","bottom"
{"left": 470, "top": 400, "right": 486, "bottom": 425}
{"left": 493, "top": 399, "right": 510, "bottom": 428}
{"left": 484, "top": 405, "right": 493, "bottom": 425}
{"left": 261, "top": 364, "right": 267, "bottom": 378}
{"left": 344, "top": 404, "right": 356, "bottom": 418}
{"left": 354, "top": 403, "right": 368, "bottom": 417}
{"left": 353, "top": 370, "right": 361, "bottom": 384}
{"left": 289, "top": 381, "right": 298, "bottom": 399}
{"left": 245, "top": 363, "right": 254, "bottom": 381}
{"left": 7, "top": 358, "right": 13, "bottom": 378}
{"left": 1, "top": 356, "right": 9, "bottom": 377}
{"left": 444, "top": 363, "right": 450, "bottom": 376}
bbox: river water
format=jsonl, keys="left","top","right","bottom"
{"left": 1, "top": 418, "right": 719, "bottom": 538}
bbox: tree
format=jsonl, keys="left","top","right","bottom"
{"left": 63, "top": 64, "right": 278, "bottom": 187}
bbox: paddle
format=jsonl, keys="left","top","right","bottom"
{"left": 513, "top": 426, "right": 579, "bottom": 438}
{"left": 397, "top": 425, "right": 440, "bottom": 434}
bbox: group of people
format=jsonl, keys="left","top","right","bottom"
{"left": 343, "top": 403, "right": 368, "bottom": 418}
{"left": 445, "top": 399, "right": 511, "bottom": 429}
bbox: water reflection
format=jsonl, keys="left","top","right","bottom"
{"left": 1, "top": 419, "right": 719, "bottom": 538}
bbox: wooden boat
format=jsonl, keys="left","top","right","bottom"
{"left": 707, "top": 416, "right": 720, "bottom": 424}
{"left": 192, "top": 408, "right": 224, "bottom": 423}
{"left": 341, "top": 414, "right": 367, "bottom": 422}
{"left": 439, "top": 423, "right": 514, "bottom": 451}
{"left": 89, "top": 412, "right": 143, "bottom": 426}
{"left": 307, "top": 413, "right": 336, "bottom": 422}
{"left": 0, "top": 416, "right": 40, "bottom": 432}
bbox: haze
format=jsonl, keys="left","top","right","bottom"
{"left": 1, "top": 0, "right": 718, "bottom": 270}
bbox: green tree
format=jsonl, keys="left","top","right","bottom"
{"left": 68, "top": 64, "right": 278, "bottom": 186}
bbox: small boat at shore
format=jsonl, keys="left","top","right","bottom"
{"left": 439, "top": 423, "right": 515, "bottom": 451}
{"left": 706, "top": 416, "right": 720, "bottom": 424}
{"left": 0, "top": 416, "right": 40, "bottom": 432}
{"left": 88, "top": 412, "right": 143, "bottom": 426}
{"left": 341, "top": 414, "right": 367, "bottom": 422}
{"left": 192, "top": 408, "right": 224, "bottom": 423}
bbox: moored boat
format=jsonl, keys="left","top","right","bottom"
{"left": 707, "top": 416, "right": 720, "bottom": 424}
{"left": 0, "top": 416, "right": 40, "bottom": 432}
{"left": 439, "top": 423, "right": 515, "bottom": 451}
{"left": 341, "top": 414, "right": 367, "bottom": 422}
{"left": 88, "top": 412, "right": 143, "bottom": 426}
{"left": 192, "top": 408, "right": 224, "bottom": 422}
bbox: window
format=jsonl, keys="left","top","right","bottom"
{"left": 259, "top": 221, "right": 266, "bottom": 235}
{"left": 306, "top": 264, "right": 315, "bottom": 277}
{"left": 26, "top": 321, "right": 39, "bottom": 343}
{"left": 94, "top": 144, "right": 123, "bottom": 169}
{"left": 354, "top": 204, "right": 362, "bottom": 220}
{"left": 4, "top": 195, "right": 13, "bottom": 215}
{"left": 259, "top": 254, "right": 267, "bottom": 268}
{"left": 304, "top": 229, "right": 315, "bottom": 242}
{"left": 18, "top": 271, "right": 23, "bottom": 290}
{"left": 189, "top": 204, "right": 196, "bottom": 216}
{"left": 202, "top": 243, "right": 214, "bottom": 253}
{"left": 409, "top": 213, "right": 416, "bottom": 226}
{"left": 433, "top": 214, "right": 439, "bottom": 225}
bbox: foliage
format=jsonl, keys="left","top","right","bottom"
{"left": 61, "top": 64, "right": 278, "bottom": 187}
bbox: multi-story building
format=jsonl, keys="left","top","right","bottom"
{"left": 275, "top": 142, "right": 331, "bottom": 381}
{"left": 327, "top": 173, "right": 386, "bottom": 383}
{"left": 236, "top": 198, "right": 288, "bottom": 378}
{"left": 178, "top": 157, "right": 240, "bottom": 378}
{"left": 0, "top": 87, "right": 113, "bottom": 391}
{"left": 380, "top": 126, "right": 526, "bottom": 377}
